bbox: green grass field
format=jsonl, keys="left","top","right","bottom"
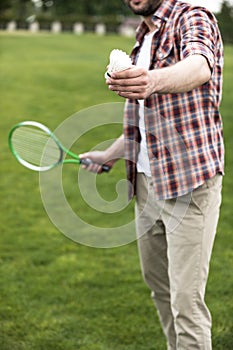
{"left": 0, "top": 32, "right": 232, "bottom": 349}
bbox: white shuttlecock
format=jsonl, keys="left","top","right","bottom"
{"left": 105, "top": 49, "right": 132, "bottom": 78}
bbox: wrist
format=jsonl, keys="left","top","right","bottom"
{"left": 149, "top": 69, "right": 160, "bottom": 95}
{"left": 105, "top": 149, "right": 121, "bottom": 164}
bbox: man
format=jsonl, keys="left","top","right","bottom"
{"left": 80, "top": 0, "right": 224, "bottom": 348}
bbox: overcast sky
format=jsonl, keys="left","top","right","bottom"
{"left": 186, "top": 0, "right": 233, "bottom": 13}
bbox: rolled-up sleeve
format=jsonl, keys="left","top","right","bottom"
{"left": 179, "top": 8, "right": 219, "bottom": 69}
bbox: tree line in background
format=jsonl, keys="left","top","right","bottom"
{"left": 0, "top": 0, "right": 232, "bottom": 43}
{"left": 0, "top": 0, "right": 132, "bottom": 17}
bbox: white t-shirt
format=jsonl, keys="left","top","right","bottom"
{"left": 136, "top": 31, "right": 155, "bottom": 177}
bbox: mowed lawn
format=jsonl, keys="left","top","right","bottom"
{"left": 0, "top": 33, "right": 232, "bottom": 350}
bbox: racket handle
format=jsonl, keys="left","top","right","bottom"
{"left": 80, "top": 158, "right": 111, "bottom": 173}
{"left": 101, "top": 164, "right": 111, "bottom": 172}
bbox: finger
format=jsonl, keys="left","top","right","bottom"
{"left": 110, "top": 86, "right": 146, "bottom": 99}
{"left": 82, "top": 162, "right": 102, "bottom": 174}
{"left": 109, "top": 83, "right": 145, "bottom": 91}
{"left": 108, "top": 80, "right": 145, "bottom": 88}
{"left": 79, "top": 153, "right": 99, "bottom": 165}
{"left": 79, "top": 153, "right": 89, "bottom": 159}
{"left": 118, "top": 90, "right": 148, "bottom": 99}
{"left": 107, "top": 75, "right": 143, "bottom": 87}
{"left": 107, "top": 73, "right": 148, "bottom": 88}
{"left": 111, "top": 66, "right": 140, "bottom": 79}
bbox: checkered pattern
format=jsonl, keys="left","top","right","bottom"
{"left": 124, "top": 0, "right": 224, "bottom": 200}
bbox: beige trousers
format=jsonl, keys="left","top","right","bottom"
{"left": 135, "top": 173, "right": 222, "bottom": 350}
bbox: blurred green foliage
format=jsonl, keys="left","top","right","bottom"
{"left": 0, "top": 1, "right": 232, "bottom": 42}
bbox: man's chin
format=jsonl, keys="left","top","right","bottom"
{"left": 126, "top": 0, "right": 162, "bottom": 17}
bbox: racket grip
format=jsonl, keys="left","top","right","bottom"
{"left": 80, "top": 158, "right": 111, "bottom": 173}
{"left": 101, "top": 164, "right": 111, "bottom": 172}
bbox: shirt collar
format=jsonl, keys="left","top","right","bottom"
{"left": 153, "top": 0, "right": 177, "bottom": 21}
{"left": 135, "top": 0, "right": 177, "bottom": 43}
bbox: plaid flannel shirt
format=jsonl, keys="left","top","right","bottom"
{"left": 124, "top": 0, "right": 224, "bottom": 200}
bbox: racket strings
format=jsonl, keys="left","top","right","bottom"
{"left": 11, "top": 126, "right": 62, "bottom": 168}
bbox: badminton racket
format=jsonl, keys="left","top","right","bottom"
{"left": 8, "top": 121, "right": 110, "bottom": 172}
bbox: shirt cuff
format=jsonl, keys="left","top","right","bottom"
{"left": 181, "top": 42, "right": 215, "bottom": 70}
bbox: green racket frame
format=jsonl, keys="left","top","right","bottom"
{"left": 8, "top": 121, "right": 110, "bottom": 172}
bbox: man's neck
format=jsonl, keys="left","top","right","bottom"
{"left": 143, "top": 15, "right": 157, "bottom": 33}
{"left": 142, "top": 0, "right": 163, "bottom": 32}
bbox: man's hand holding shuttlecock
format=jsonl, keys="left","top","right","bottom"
{"left": 105, "top": 49, "right": 157, "bottom": 100}
{"left": 105, "top": 49, "right": 133, "bottom": 78}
